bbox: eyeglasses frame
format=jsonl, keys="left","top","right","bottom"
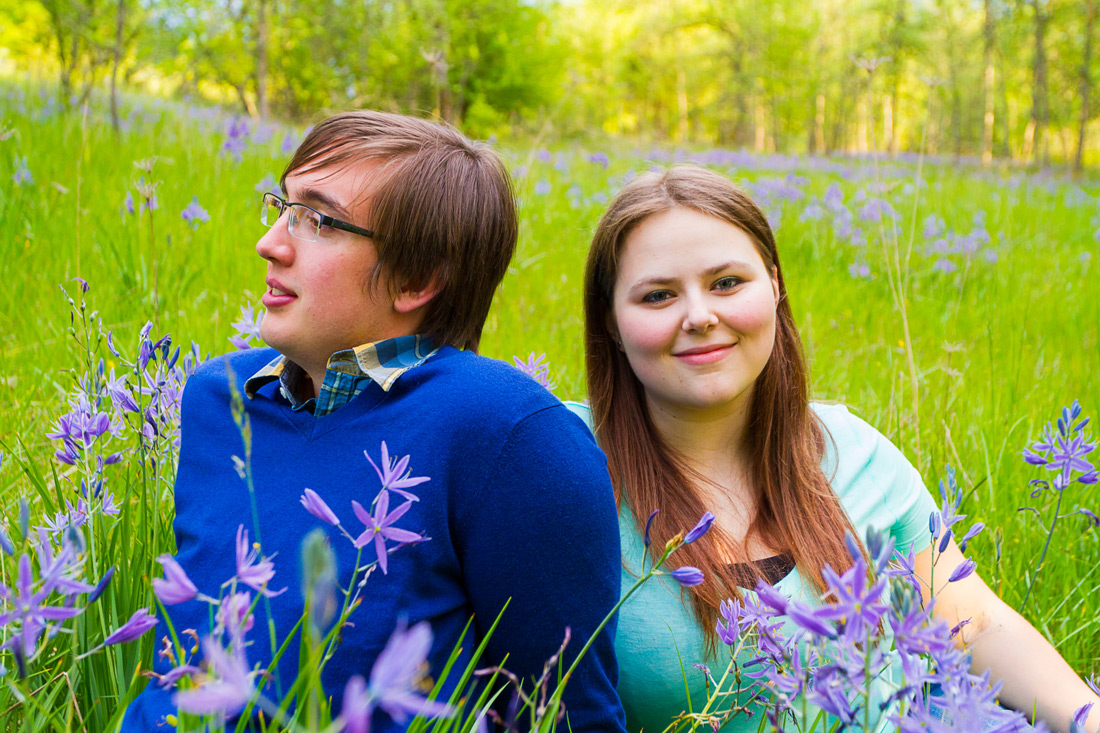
{"left": 261, "top": 192, "right": 375, "bottom": 241}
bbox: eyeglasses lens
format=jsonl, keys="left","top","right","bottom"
{"left": 260, "top": 195, "right": 283, "bottom": 227}
{"left": 289, "top": 206, "right": 322, "bottom": 241}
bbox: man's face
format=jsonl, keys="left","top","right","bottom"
{"left": 256, "top": 159, "right": 403, "bottom": 379}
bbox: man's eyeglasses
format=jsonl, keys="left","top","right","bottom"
{"left": 260, "top": 192, "right": 374, "bottom": 242}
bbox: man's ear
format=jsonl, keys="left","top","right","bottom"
{"left": 393, "top": 275, "right": 444, "bottom": 315}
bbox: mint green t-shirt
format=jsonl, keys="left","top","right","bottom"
{"left": 564, "top": 401, "right": 938, "bottom": 733}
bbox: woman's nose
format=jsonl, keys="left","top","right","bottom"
{"left": 681, "top": 293, "right": 719, "bottom": 333}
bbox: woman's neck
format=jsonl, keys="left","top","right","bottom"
{"left": 646, "top": 394, "right": 753, "bottom": 482}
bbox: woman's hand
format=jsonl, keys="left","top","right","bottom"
{"left": 913, "top": 539, "right": 1100, "bottom": 732}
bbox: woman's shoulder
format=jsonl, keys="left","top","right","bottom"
{"left": 563, "top": 400, "right": 595, "bottom": 433}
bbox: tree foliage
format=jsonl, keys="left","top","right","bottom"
{"left": 4, "top": 0, "right": 1100, "bottom": 164}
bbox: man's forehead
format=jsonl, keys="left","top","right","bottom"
{"left": 284, "top": 157, "right": 383, "bottom": 214}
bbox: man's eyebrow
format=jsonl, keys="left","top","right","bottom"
{"left": 294, "top": 186, "right": 353, "bottom": 220}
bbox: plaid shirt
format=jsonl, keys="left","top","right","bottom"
{"left": 244, "top": 335, "right": 438, "bottom": 417}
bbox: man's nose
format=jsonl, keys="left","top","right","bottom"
{"left": 256, "top": 215, "right": 295, "bottom": 265}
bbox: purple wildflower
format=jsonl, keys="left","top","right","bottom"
{"left": 534, "top": 180, "right": 551, "bottom": 195}
{"left": 280, "top": 132, "right": 297, "bottom": 156}
{"left": 643, "top": 509, "right": 659, "bottom": 547}
{"left": 1073, "top": 703, "right": 1094, "bottom": 733}
{"left": 786, "top": 600, "right": 838, "bottom": 639}
{"left": 848, "top": 262, "right": 871, "bottom": 279}
{"left": 157, "top": 664, "right": 200, "bottom": 689}
{"left": 173, "top": 637, "right": 258, "bottom": 717}
{"left": 12, "top": 156, "right": 32, "bottom": 186}
{"left": 0, "top": 554, "right": 83, "bottom": 660}
{"left": 341, "top": 676, "right": 371, "bottom": 733}
{"left": 152, "top": 554, "right": 198, "bottom": 605}
{"left": 683, "top": 512, "right": 715, "bottom": 544}
{"left": 235, "top": 525, "right": 286, "bottom": 598}
{"left": 351, "top": 492, "right": 423, "bottom": 574}
{"left": 948, "top": 558, "right": 977, "bottom": 583}
{"left": 180, "top": 196, "right": 210, "bottom": 228}
{"left": 89, "top": 566, "right": 115, "bottom": 602}
{"left": 104, "top": 608, "right": 157, "bottom": 646}
{"left": 229, "top": 302, "right": 264, "bottom": 349}
{"left": 216, "top": 591, "right": 254, "bottom": 639}
{"left": 254, "top": 173, "right": 280, "bottom": 195}
{"left": 300, "top": 488, "right": 340, "bottom": 525}
{"left": 368, "top": 620, "right": 454, "bottom": 723}
{"left": 933, "top": 258, "right": 957, "bottom": 273}
{"left": 122, "top": 192, "right": 135, "bottom": 216}
{"left": 587, "top": 152, "right": 610, "bottom": 168}
{"left": 222, "top": 117, "right": 250, "bottom": 161}
{"left": 512, "top": 352, "right": 556, "bottom": 391}
{"left": 1077, "top": 508, "right": 1100, "bottom": 527}
{"left": 363, "top": 442, "right": 430, "bottom": 496}
{"left": 669, "top": 566, "right": 704, "bottom": 587}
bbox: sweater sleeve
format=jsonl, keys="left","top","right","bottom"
{"left": 455, "top": 404, "right": 627, "bottom": 733}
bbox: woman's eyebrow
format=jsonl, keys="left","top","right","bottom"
{"left": 703, "top": 260, "right": 754, "bottom": 276}
{"left": 632, "top": 260, "right": 755, "bottom": 289}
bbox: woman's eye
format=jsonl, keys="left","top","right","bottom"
{"left": 714, "top": 276, "right": 741, "bottom": 291}
{"left": 642, "top": 290, "right": 673, "bottom": 304}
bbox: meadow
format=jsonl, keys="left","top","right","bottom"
{"left": 0, "top": 80, "right": 1098, "bottom": 728}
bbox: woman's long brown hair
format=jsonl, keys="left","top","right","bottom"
{"left": 583, "top": 165, "right": 861, "bottom": 654}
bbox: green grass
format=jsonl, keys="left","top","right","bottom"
{"left": 0, "top": 79, "right": 1098, "bottom": 726}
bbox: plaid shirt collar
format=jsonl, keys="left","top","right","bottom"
{"left": 244, "top": 335, "right": 438, "bottom": 417}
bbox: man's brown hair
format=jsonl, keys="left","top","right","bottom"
{"left": 283, "top": 110, "right": 517, "bottom": 352}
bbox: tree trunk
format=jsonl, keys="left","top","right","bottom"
{"left": 884, "top": 95, "right": 895, "bottom": 155}
{"left": 810, "top": 92, "right": 826, "bottom": 154}
{"left": 676, "top": 67, "right": 689, "bottom": 141}
{"left": 110, "top": 0, "right": 126, "bottom": 134}
{"left": 982, "top": 0, "right": 996, "bottom": 165}
{"left": 1029, "top": 0, "right": 1050, "bottom": 165}
{"left": 256, "top": 0, "right": 269, "bottom": 118}
{"left": 1075, "top": 0, "right": 1097, "bottom": 171}
{"left": 753, "top": 79, "right": 766, "bottom": 152}
{"left": 857, "top": 96, "right": 868, "bottom": 152}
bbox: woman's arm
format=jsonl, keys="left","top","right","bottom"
{"left": 914, "top": 539, "right": 1100, "bottom": 732}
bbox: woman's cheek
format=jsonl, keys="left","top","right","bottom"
{"left": 726, "top": 291, "right": 777, "bottom": 333}
{"left": 617, "top": 309, "right": 676, "bottom": 355}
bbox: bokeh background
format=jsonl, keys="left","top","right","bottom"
{"left": 0, "top": 2, "right": 1097, "bottom": 726}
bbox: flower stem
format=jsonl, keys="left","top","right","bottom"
{"left": 1019, "top": 486, "right": 1064, "bottom": 614}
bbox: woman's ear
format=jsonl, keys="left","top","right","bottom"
{"left": 771, "top": 266, "right": 780, "bottom": 306}
{"left": 605, "top": 312, "right": 625, "bottom": 352}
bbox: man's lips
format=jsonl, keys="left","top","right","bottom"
{"left": 262, "top": 279, "right": 297, "bottom": 307}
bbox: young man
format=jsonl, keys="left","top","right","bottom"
{"left": 122, "top": 111, "right": 626, "bottom": 732}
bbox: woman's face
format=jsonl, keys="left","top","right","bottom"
{"left": 611, "top": 207, "right": 780, "bottom": 419}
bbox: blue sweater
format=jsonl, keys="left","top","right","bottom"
{"left": 122, "top": 346, "right": 626, "bottom": 732}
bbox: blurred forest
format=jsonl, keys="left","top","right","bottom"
{"left": 2, "top": 0, "right": 1099, "bottom": 168}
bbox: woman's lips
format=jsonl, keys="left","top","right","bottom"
{"left": 674, "top": 344, "right": 735, "bottom": 365}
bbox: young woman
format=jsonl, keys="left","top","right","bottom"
{"left": 578, "top": 165, "right": 1099, "bottom": 732}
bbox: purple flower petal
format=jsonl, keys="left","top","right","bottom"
{"left": 670, "top": 566, "right": 705, "bottom": 587}
{"left": 104, "top": 608, "right": 157, "bottom": 646}
{"left": 300, "top": 489, "right": 340, "bottom": 525}
{"left": 684, "top": 512, "right": 715, "bottom": 545}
